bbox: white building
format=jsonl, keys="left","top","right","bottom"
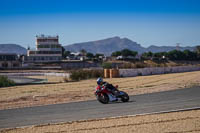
{"left": 0, "top": 53, "right": 21, "bottom": 68}
{"left": 27, "top": 35, "right": 62, "bottom": 62}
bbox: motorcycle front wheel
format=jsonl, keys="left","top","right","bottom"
{"left": 97, "top": 93, "right": 109, "bottom": 104}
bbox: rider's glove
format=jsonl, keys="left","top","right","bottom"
{"left": 96, "top": 90, "right": 101, "bottom": 93}
{"left": 95, "top": 90, "right": 100, "bottom": 95}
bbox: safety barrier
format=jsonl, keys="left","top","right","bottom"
{"left": 119, "top": 66, "right": 200, "bottom": 77}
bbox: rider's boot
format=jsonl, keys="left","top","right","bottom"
{"left": 112, "top": 90, "right": 120, "bottom": 97}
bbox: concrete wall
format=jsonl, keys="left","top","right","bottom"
{"left": 61, "top": 62, "right": 100, "bottom": 69}
{"left": 119, "top": 66, "right": 200, "bottom": 77}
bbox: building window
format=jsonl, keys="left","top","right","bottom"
{"left": 29, "top": 51, "right": 36, "bottom": 54}
{"left": 13, "top": 63, "right": 19, "bottom": 67}
{"left": 2, "top": 62, "right": 8, "bottom": 67}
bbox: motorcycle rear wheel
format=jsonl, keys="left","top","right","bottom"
{"left": 120, "top": 91, "right": 129, "bottom": 102}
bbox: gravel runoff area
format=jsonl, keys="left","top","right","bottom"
{"left": 0, "top": 71, "right": 200, "bottom": 110}
{"left": 1, "top": 109, "right": 200, "bottom": 133}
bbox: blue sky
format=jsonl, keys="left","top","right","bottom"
{"left": 0, "top": 0, "right": 200, "bottom": 48}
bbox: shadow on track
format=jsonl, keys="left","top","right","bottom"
{"left": 107, "top": 100, "right": 136, "bottom": 104}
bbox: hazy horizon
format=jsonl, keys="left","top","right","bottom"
{"left": 0, "top": 0, "right": 200, "bottom": 48}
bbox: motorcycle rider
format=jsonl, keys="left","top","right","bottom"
{"left": 96, "top": 77, "right": 119, "bottom": 96}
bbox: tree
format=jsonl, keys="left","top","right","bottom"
{"left": 196, "top": 46, "right": 200, "bottom": 54}
{"left": 95, "top": 53, "right": 104, "bottom": 58}
{"left": 80, "top": 49, "right": 87, "bottom": 56}
{"left": 183, "top": 50, "right": 196, "bottom": 60}
{"left": 154, "top": 52, "right": 167, "bottom": 58}
{"left": 63, "top": 51, "right": 71, "bottom": 58}
{"left": 131, "top": 51, "right": 138, "bottom": 57}
{"left": 142, "top": 51, "right": 153, "bottom": 59}
{"left": 195, "top": 46, "right": 200, "bottom": 60}
{"left": 86, "top": 52, "right": 94, "bottom": 59}
{"left": 94, "top": 53, "right": 104, "bottom": 61}
{"left": 111, "top": 51, "right": 122, "bottom": 57}
{"left": 121, "top": 49, "right": 138, "bottom": 57}
{"left": 121, "top": 49, "right": 132, "bottom": 57}
{"left": 61, "top": 46, "right": 66, "bottom": 58}
{"left": 167, "top": 50, "right": 185, "bottom": 60}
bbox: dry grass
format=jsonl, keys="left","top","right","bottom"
{"left": 1, "top": 109, "right": 200, "bottom": 133}
{"left": 0, "top": 71, "right": 200, "bottom": 110}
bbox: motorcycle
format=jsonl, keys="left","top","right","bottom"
{"left": 95, "top": 85, "right": 129, "bottom": 104}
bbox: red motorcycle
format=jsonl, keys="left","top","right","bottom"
{"left": 95, "top": 85, "right": 129, "bottom": 104}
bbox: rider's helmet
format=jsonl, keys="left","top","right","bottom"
{"left": 97, "top": 77, "right": 103, "bottom": 85}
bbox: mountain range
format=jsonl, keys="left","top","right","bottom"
{"left": 64, "top": 37, "right": 146, "bottom": 55}
{"left": 147, "top": 45, "right": 195, "bottom": 53}
{"left": 64, "top": 37, "right": 196, "bottom": 55}
{"left": 0, "top": 37, "right": 197, "bottom": 55}
{"left": 0, "top": 44, "right": 27, "bottom": 55}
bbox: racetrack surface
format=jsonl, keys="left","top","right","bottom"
{"left": 0, "top": 86, "right": 200, "bottom": 129}
{"left": 7, "top": 76, "right": 46, "bottom": 84}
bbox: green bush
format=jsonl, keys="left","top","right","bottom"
{"left": 0, "top": 76, "right": 15, "bottom": 87}
{"left": 135, "top": 62, "right": 146, "bottom": 68}
{"left": 102, "top": 62, "right": 112, "bottom": 69}
{"left": 70, "top": 70, "right": 103, "bottom": 81}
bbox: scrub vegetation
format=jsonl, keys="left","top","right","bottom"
{"left": 0, "top": 76, "right": 15, "bottom": 88}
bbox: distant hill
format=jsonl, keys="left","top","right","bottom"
{"left": 64, "top": 37, "right": 146, "bottom": 56}
{"left": 64, "top": 37, "right": 196, "bottom": 55}
{"left": 0, "top": 44, "right": 27, "bottom": 55}
{"left": 146, "top": 45, "right": 195, "bottom": 53}
{"left": 0, "top": 38, "right": 197, "bottom": 56}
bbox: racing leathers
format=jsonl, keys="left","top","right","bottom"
{"left": 96, "top": 82, "right": 119, "bottom": 96}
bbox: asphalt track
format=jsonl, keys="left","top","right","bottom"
{"left": 7, "top": 76, "right": 46, "bottom": 84}
{"left": 0, "top": 86, "right": 200, "bottom": 129}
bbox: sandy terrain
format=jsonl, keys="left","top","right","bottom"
{"left": 1, "top": 109, "right": 200, "bottom": 133}
{"left": 0, "top": 71, "right": 200, "bottom": 110}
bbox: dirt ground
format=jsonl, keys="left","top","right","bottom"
{"left": 0, "top": 71, "right": 200, "bottom": 110}
{"left": 1, "top": 109, "right": 200, "bottom": 133}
